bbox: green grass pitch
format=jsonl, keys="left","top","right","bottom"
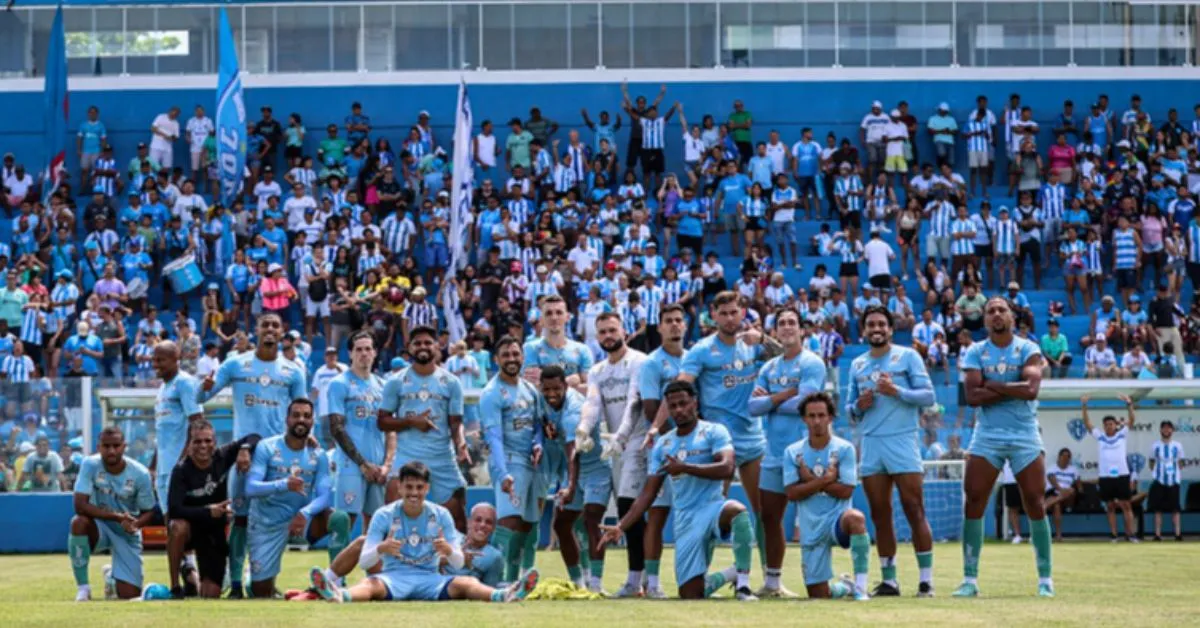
{"left": 1, "top": 542, "right": 1194, "bottom": 627}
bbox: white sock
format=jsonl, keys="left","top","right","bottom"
{"left": 183, "top": 554, "right": 197, "bottom": 570}
{"left": 721, "top": 566, "right": 737, "bottom": 583}
{"left": 1039, "top": 577, "right": 1053, "bottom": 587}
{"left": 919, "top": 567, "right": 932, "bottom": 584}
{"left": 625, "top": 570, "right": 642, "bottom": 586}
{"left": 324, "top": 568, "right": 341, "bottom": 587}
{"left": 78, "top": 584, "right": 90, "bottom": 594}
{"left": 765, "top": 568, "right": 781, "bottom": 589}
{"left": 855, "top": 572, "right": 868, "bottom": 592}
{"left": 964, "top": 576, "right": 978, "bottom": 585}
{"left": 736, "top": 572, "right": 750, "bottom": 589}
{"left": 646, "top": 574, "right": 659, "bottom": 589}
{"left": 589, "top": 575, "right": 603, "bottom": 590}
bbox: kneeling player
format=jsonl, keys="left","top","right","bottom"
{"left": 245, "top": 399, "right": 335, "bottom": 598}
{"left": 783, "top": 393, "right": 871, "bottom": 601}
{"left": 309, "top": 462, "right": 538, "bottom": 603}
{"left": 599, "top": 381, "right": 757, "bottom": 601}
{"left": 69, "top": 426, "right": 156, "bottom": 601}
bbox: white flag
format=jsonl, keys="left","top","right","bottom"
{"left": 445, "top": 78, "right": 474, "bottom": 344}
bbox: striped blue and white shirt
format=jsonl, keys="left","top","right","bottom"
{"left": 619, "top": 303, "right": 646, "bottom": 335}
{"left": 1040, "top": 182, "right": 1067, "bottom": 220}
{"left": 834, "top": 175, "right": 864, "bottom": 212}
{"left": 994, "top": 218, "right": 1018, "bottom": 255}
{"left": 950, "top": 218, "right": 977, "bottom": 256}
{"left": 356, "top": 251, "right": 385, "bottom": 278}
{"left": 51, "top": 282, "right": 79, "bottom": 324}
{"left": 640, "top": 117, "right": 666, "bottom": 150}
{"left": 533, "top": 149, "right": 553, "bottom": 183}
{"left": 1150, "top": 440, "right": 1184, "bottom": 486}
{"left": 506, "top": 198, "right": 533, "bottom": 225}
{"left": 133, "top": 342, "right": 155, "bottom": 379}
{"left": 1187, "top": 222, "right": 1200, "bottom": 263}
{"left": 1113, "top": 228, "right": 1138, "bottom": 269}
{"left": 637, "top": 285, "right": 665, "bottom": 325}
{"left": 1086, "top": 240, "right": 1104, "bottom": 273}
{"left": 661, "top": 279, "right": 684, "bottom": 304}
{"left": 832, "top": 238, "right": 862, "bottom": 265}
{"left": 527, "top": 279, "right": 558, "bottom": 305}
{"left": 1059, "top": 239, "right": 1086, "bottom": 264}
{"left": 586, "top": 235, "right": 605, "bottom": 261}
{"left": 742, "top": 197, "right": 767, "bottom": 219}
{"left": 19, "top": 307, "right": 43, "bottom": 346}
{"left": 965, "top": 118, "right": 991, "bottom": 152}
{"left": 926, "top": 201, "right": 955, "bottom": 238}
{"left": 1, "top": 354, "right": 32, "bottom": 383}
{"left": 94, "top": 157, "right": 117, "bottom": 196}
{"left": 643, "top": 255, "right": 665, "bottom": 278}
{"left": 565, "top": 143, "right": 589, "bottom": 181}
{"left": 403, "top": 301, "right": 438, "bottom": 329}
{"left": 519, "top": 248, "right": 540, "bottom": 281}
{"left": 552, "top": 164, "right": 577, "bottom": 193}
{"left": 381, "top": 213, "right": 416, "bottom": 257}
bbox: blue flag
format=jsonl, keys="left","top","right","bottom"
{"left": 216, "top": 7, "right": 246, "bottom": 207}
{"left": 42, "top": 4, "right": 68, "bottom": 203}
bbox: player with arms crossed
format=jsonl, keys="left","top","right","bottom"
{"left": 954, "top": 297, "right": 1053, "bottom": 598}
{"left": 200, "top": 312, "right": 307, "bottom": 598}
{"left": 308, "top": 461, "right": 538, "bottom": 603}
{"left": 784, "top": 392, "right": 872, "bottom": 601}
{"left": 479, "top": 336, "right": 546, "bottom": 582}
{"left": 844, "top": 305, "right": 937, "bottom": 597}
{"left": 325, "top": 331, "right": 393, "bottom": 583}
{"left": 632, "top": 303, "right": 687, "bottom": 598}
{"left": 573, "top": 312, "right": 648, "bottom": 596}
{"left": 679, "top": 290, "right": 779, "bottom": 569}
{"left": 244, "top": 399, "right": 334, "bottom": 599}
{"left": 748, "top": 308, "right": 826, "bottom": 597}
{"left": 380, "top": 327, "right": 471, "bottom": 531}
{"left": 543, "top": 365, "right": 612, "bottom": 591}
{"left": 599, "top": 381, "right": 758, "bottom": 601}
{"left": 151, "top": 340, "right": 205, "bottom": 596}
{"left": 69, "top": 426, "right": 156, "bottom": 601}
{"left": 167, "top": 420, "right": 260, "bottom": 598}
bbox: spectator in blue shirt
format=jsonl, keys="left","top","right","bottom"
{"left": 77, "top": 105, "right": 107, "bottom": 188}
{"left": 345, "top": 102, "right": 371, "bottom": 145}
{"left": 61, "top": 321, "right": 104, "bottom": 376}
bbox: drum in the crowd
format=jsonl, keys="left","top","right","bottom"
{"left": 127, "top": 276, "right": 149, "bottom": 299}
{"left": 163, "top": 254, "right": 204, "bottom": 294}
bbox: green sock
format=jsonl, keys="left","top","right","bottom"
{"left": 590, "top": 556, "right": 604, "bottom": 581}
{"left": 850, "top": 534, "right": 871, "bottom": 578}
{"left": 1030, "top": 518, "right": 1053, "bottom": 579}
{"left": 731, "top": 511, "right": 753, "bottom": 573}
{"left": 521, "top": 529, "right": 538, "bottom": 570}
{"left": 962, "top": 517, "right": 984, "bottom": 579}
{"left": 490, "top": 589, "right": 504, "bottom": 602}
{"left": 567, "top": 564, "right": 583, "bottom": 582}
{"left": 916, "top": 551, "right": 933, "bottom": 569}
{"left": 493, "top": 527, "right": 521, "bottom": 582}
{"left": 228, "top": 525, "right": 247, "bottom": 586}
{"left": 703, "top": 567, "right": 735, "bottom": 598}
{"left": 573, "top": 519, "right": 591, "bottom": 572}
{"left": 754, "top": 516, "right": 767, "bottom": 568}
{"left": 880, "top": 555, "right": 897, "bottom": 583}
{"left": 327, "top": 510, "right": 351, "bottom": 565}
{"left": 68, "top": 534, "right": 90, "bottom": 586}
{"left": 645, "top": 559, "right": 660, "bottom": 577}
{"left": 830, "top": 579, "right": 851, "bottom": 599}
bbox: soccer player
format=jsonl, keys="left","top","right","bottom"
{"left": 1148, "top": 420, "right": 1184, "bottom": 541}
{"left": 599, "top": 381, "right": 757, "bottom": 601}
{"left": 150, "top": 340, "right": 204, "bottom": 595}
{"left": 633, "top": 303, "right": 686, "bottom": 599}
{"left": 783, "top": 392, "right": 871, "bottom": 601}
{"left": 573, "top": 312, "right": 648, "bottom": 596}
{"left": 843, "top": 305, "right": 936, "bottom": 597}
{"left": 244, "top": 398, "right": 334, "bottom": 598}
{"left": 748, "top": 308, "right": 826, "bottom": 598}
{"left": 544, "top": 365, "right": 611, "bottom": 591}
{"left": 1081, "top": 394, "right": 1138, "bottom": 542}
{"left": 955, "top": 297, "right": 1053, "bottom": 598}
{"left": 379, "top": 326, "right": 470, "bottom": 531}
{"left": 444, "top": 503, "right": 505, "bottom": 586}
{"left": 679, "top": 290, "right": 779, "bottom": 568}
{"left": 69, "top": 426, "right": 156, "bottom": 601}
{"left": 326, "top": 330, "right": 393, "bottom": 581}
{"left": 308, "top": 461, "right": 538, "bottom": 603}
{"left": 167, "top": 420, "right": 260, "bottom": 598}
{"left": 200, "top": 312, "right": 307, "bottom": 598}
{"left": 479, "top": 336, "right": 546, "bottom": 582}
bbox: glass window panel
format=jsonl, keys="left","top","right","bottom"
{"left": 633, "top": 3, "right": 686, "bottom": 68}
{"left": 805, "top": 2, "right": 836, "bottom": 67}
{"left": 396, "top": 3, "right": 450, "bottom": 70}
{"left": 481, "top": 4, "right": 513, "bottom": 70}
{"left": 1070, "top": 0, "right": 1103, "bottom": 66}
{"left": 1159, "top": 4, "right": 1192, "bottom": 66}
{"left": 955, "top": 0, "right": 985, "bottom": 67}
{"left": 61, "top": 7, "right": 96, "bottom": 76}
{"left": 241, "top": 6, "right": 271, "bottom": 74}
{"left": 982, "top": 2, "right": 1044, "bottom": 67}
{"left": 0, "top": 9, "right": 31, "bottom": 76}
{"left": 450, "top": 4, "right": 480, "bottom": 71}
{"left": 687, "top": 1, "right": 717, "bottom": 68}
{"left": 719, "top": 1, "right": 748, "bottom": 67}
{"left": 332, "top": 5, "right": 359, "bottom": 72}
{"left": 838, "top": 1, "right": 867, "bottom": 67}
{"left": 122, "top": 7, "right": 155, "bottom": 76}
{"left": 925, "top": 2, "right": 954, "bottom": 66}
{"left": 745, "top": 2, "right": 807, "bottom": 68}
{"left": 865, "top": 1, "right": 926, "bottom": 67}
{"left": 1040, "top": 2, "right": 1070, "bottom": 67}
{"left": 276, "top": 6, "right": 330, "bottom": 72}
{"left": 568, "top": 2, "right": 599, "bottom": 69}
{"left": 601, "top": 3, "right": 631, "bottom": 69}
{"left": 362, "top": 5, "right": 393, "bottom": 72}
{"left": 1127, "top": 4, "right": 1157, "bottom": 67}
{"left": 514, "top": 3, "right": 567, "bottom": 70}
{"left": 156, "top": 7, "right": 215, "bottom": 75}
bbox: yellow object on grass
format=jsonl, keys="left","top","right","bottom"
{"left": 525, "top": 577, "right": 605, "bottom": 601}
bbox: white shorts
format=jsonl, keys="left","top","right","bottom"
{"left": 190, "top": 149, "right": 204, "bottom": 173}
{"left": 306, "top": 297, "right": 330, "bottom": 318}
{"left": 150, "top": 146, "right": 174, "bottom": 170}
{"left": 968, "top": 151, "right": 990, "bottom": 169}
{"left": 612, "top": 446, "right": 649, "bottom": 500}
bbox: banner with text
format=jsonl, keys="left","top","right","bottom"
{"left": 1040, "top": 407, "right": 1200, "bottom": 481}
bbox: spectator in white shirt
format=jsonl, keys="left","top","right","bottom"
{"left": 195, "top": 342, "right": 220, "bottom": 378}
{"left": 1044, "top": 448, "right": 1081, "bottom": 542}
{"left": 1119, "top": 343, "right": 1153, "bottom": 378}
{"left": 566, "top": 234, "right": 599, "bottom": 277}
{"left": 3, "top": 164, "right": 34, "bottom": 210}
{"left": 1084, "top": 334, "right": 1119, "bottom": 378}
{"left": 149, "top": 107, "right": 182, "bottom": 169}
{"left": 185, "top": 105, "right": 214, "bottom": 182}
{"left": 1081, "top": 395, "right": 1139, "bottom": 542}
{"left": 283, "top": 183, "right": 317, "bottom": 234}
{"left": 862, "top": 229, "right": 896, "bottom": 293}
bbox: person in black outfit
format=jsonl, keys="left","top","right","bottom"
{"left": 167, "top": 419, "right": 260, "bottom": 599}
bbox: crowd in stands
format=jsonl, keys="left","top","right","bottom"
{"left": 2, "top": 84, "right": 1199, "bottom": 493}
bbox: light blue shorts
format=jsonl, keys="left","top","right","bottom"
{"left": 334, "top": 470, "right": 387, "bottom": 518}
{"left": 394, "top": 455, "right": 466, "bottom": 506}
{"left": 859, "top": 432, "right": 924, "bottom": 477}
{"left": 801, "top": 510, "right": 851, "bottom": 585}
{"left": 759, "top": 456, "right": 787, "bottom": 495}
{"left": 561, "top": 468, "right": 613, "bottom": 512}
{"left": 372, "top": 571, "right": 453, "bottom": 601}
{"left": 539, "top": 446, "right": 568, "bottom": 497}
{"left": 717, "top": 417, "right": 766, "bottom": 467}
{"left": 95, "top": 520, "right": 143, "bottom": 588}
{"left": 496, "top": 465, "right": 543, "bottom": 524}
{"left": 248, "top": 518, "right": 312, "bottom": 583}
{"left": 673, "top": 499, "right": 726, "bottom": 587}
{"left": 967, "top": 429, "right": 1044, "bottom": 474}
{"left": 652, "top": 476, "right": 673, "bottom": 509}
{"left": 155, "top": 476, "right": 171, "bottom": 517}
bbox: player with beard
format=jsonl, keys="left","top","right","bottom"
{"left": 598, "top": 381, "right": 758, "bottom": 601}
{"left": 479, "top": 336, "right": 545, "bottom": 582}
{"left": 166, "top": 420, "right": 260, "bottom": 598}
{"left": 244, "top": 398, "right": 334, "bottom": 598}
{"left": 573, "top": 312, "right": 648, "bottom": 597}
{"left": 631, "top": 303, "right": 687, "bottom": 599}
{"left": 380, "top": 326, "right": 471, "bottom": 531}
{"left": 679, "top": 291, "right": 781, "bottom": 570}
{"left": 200, "top": 312, "right": 307, "bottom": 598}
{"left": 844, "top": 305, "right": 936, "bottom": 597}
{"left": 748, "top": 308, "right": 826, "bottom": 598}
{"left": 151, "top": 340, "right": 204, "bottom": 596}
{"left": 954, "top": 297, "right": 1052, "bottom": 598}
{"left": 324, "top": 331, "right": 393, "bottom": 586}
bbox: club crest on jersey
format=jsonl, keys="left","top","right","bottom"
{"left": 417, "top": 390, "right": 431, "bottom": 401}
{"left": 343, "top": 491, "right": 356, "bottom": 506}
{"left": 675, "top": 448, "right": 688, "bottom": 462}
{"left": 258, "top": 374, "right": 272, "bottom": 386}
{"left": 733, "top": 359, "right": 745, "bottom": 371}
{"left": 812, "top": 463, "right": 825, "bottom": 476}
{"left": 891, "top": 353, "right": 902, "bottom": 364}
{"left": 408, "top": 532, "right": 421, "bottom": 546}
{"left": 995, "top": 363, "right": 1008, "bottom": 374}
{"left": 290, "top": 464, "right": 303, "bottom": 477}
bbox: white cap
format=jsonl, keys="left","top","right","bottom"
{"left": 938, "top": 102, "right": 950, "bottom": 111}
{"left": 871, "top": 100, "right": 883, "bottom": 109}
{"left": 890, "top": 108, "right": 902, "bottom": 117}
{"left": 268, "top": 263, "right": 283, "bottom": 273}
{"left": 535, "top": 264, "right": 548, "bottom": 274}
{"left": 612, "top": 245, "right": 626, "bottom": 256}
{"left": 418, "top": 110, "right": 431, "bottom": 118}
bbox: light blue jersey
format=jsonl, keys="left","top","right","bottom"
{"left": 202, "top": 353, "right": 308, "bottom": 439}
{"left": 445, "top": 542, "right": 504, "bottom": 586}
{"left": 783, "top": 435, "right": 857, "bottom": 585}
{"left": 523, "top": 337, "right": 594, "bottom": 377}
{"left": 960, "top": 336, "right": 1044, "bottom": 472}
{"left": 327, "top": 371, "right": 387, "bottom": 468}
{"left": 154, "top": 371, "right": 203, "bottom": 512}
{"left": 681, "top": 334, "right": 766, "bottom": 464}
{"left": 366, "top": 500, "right": 462, "bottom": 575}
{"left": 245, "top": 435, "right": 332, "bottom": 528}
{"left": 479, "top": 375, "right": 544, "bottom": 523}
{"left": 638, "top": 347, "right": 683, "bottom": 403}
{"left": 844, "top": 346, "right": 935, "bottom": 437}
{"left": 73, "top": 455, "right": 155, "bottom": 587}
{"left": 380, "top": 366, "right": 466, "bottom": 503}
{"left": 749, "top": 349, "right": 827, "bottom": 493}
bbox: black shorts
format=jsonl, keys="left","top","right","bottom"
{"left": 1099, "top": 475, "right": 1132, "bottom": 502}
{"left": 1019, "top": 239, "right": 1041, "bottom": 264}
{"left": 1116, "top": 268, "right": 1137, "bottom": 290}
{"left": 839, "top": 262, "right": 859, "bottom": 278}
{"left": 641, "top": 148, "right": 665, "bottom": 174}
{"left": 975, "top": 243, "right": 994, "bottom": 259}
{"left": 284, "top": 145, "right": 303, "bottom": 162}
{"left": 898, "top": 228, "right": 917, "bottom": 246}
{"left": 1003, "top": 484, "right": 1023, "bottom": 510}
{"left": 184, "top": 520, "right": 229, "bottom": 584}
{"left": 957, "top": 382, "right": 967, "bottom": 406}
{"left": 841, "top": 211, "right": 863, "bottom": 230}
{"left": 745, "top": 216, "right": 765, "bottom": 231}
{"left": 869, "top": 274, "right": 891, "bottom": 290}
{"left": 1148, "top": 482, "right": 1181, "bottom": 513}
